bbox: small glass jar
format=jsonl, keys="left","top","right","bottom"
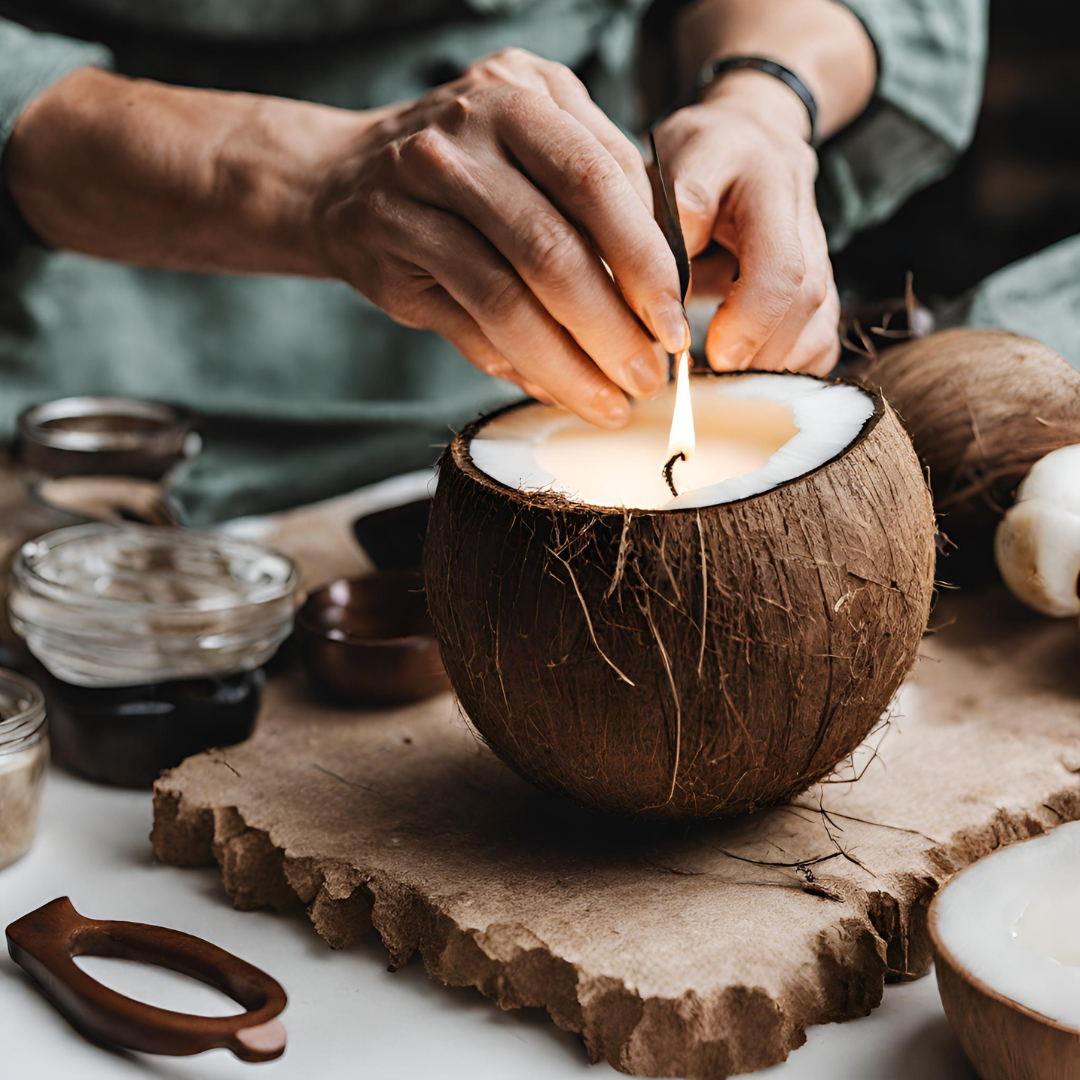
{"left": 0, "top": 669, "right": 49, "bottom": 870}
{"left": 8, "top": 523, "right": 296, "bottom": 788}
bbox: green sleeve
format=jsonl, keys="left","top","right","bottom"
{"left": 0, "top": 17, "right": 114, "bottom": 252}
{"left": 938, "top": 236, "right": 1080, "bottom": 368}
{"left": 817, "top": 0, "right": 988, "bottom": 250}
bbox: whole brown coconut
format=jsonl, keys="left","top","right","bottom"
{"left": 425, "top": 386, "right": 936, "bottom": 819}
{"left": 863, "top": 329, "right": 1080, "bottom": 582}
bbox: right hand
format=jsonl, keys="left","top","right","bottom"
{"left": 314, "top": 48, "right": 689, "bottom": 426}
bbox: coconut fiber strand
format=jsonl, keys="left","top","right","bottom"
{"left": 425, "top": 395, "right": 936, "bottom": 818}
{"left": 154, "top": 586, "right": 1080, "bottom": 1080}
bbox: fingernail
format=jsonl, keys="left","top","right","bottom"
{"left": 705, "top": 335, "right": 734, "bottom": 372}
{"left": 651, "top": 300, "right": 690, "bottom": 355}
{"left": 591, "top": 385, "right": 631, "bottom": 427}
{"left": 709, "top": 342, "right": 748, "bottom": 372}
{"left": 625, "top": 349, "right": 666, "bottom": 396}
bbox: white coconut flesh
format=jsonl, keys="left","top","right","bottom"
{"left": 469, "top": 373, "right": 875, "bottom": 511}
{"left": 995, "top": 443, "right": 1080, "bottom": 617}
{"left": 935, "top": 822, "right": 1080, "bottom": 1030}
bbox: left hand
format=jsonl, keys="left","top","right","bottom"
{"left": 653, "top": 69, "right": 840, "bottom": 376}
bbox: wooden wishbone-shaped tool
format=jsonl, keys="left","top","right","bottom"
{"left": 6, "top": 897, "right": 287, "bottom": 1062}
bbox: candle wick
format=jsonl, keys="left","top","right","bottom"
{"left": 663, "top": 452, "right": 686, "bottom": 498}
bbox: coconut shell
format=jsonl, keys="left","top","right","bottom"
{"left": 863, "top": 329, "right": 1080, "bottom": 583}
{"left": 932, "top": 942, "right": 1080, "bottom": 1080}
{"left": 425, "top": 387, "right": 936, "bottom": 819}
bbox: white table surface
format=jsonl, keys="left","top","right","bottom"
{"left": 0, "top": 767, "right": 978, "bottom": 1080}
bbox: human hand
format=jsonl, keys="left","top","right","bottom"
{"left": 653, "top": 70, "right": 840, "bottom": 375}
{"left": 315, "top": 48, "right": 689, "bottom": 425}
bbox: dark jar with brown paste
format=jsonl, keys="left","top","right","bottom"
{"left": 8, "top": 524, "right": 296, "bottom": 789}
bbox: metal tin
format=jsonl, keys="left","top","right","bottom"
{"left": 17, "top": 397, "right": 197, "bottom": 481}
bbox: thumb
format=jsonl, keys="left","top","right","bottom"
{"left": 666, "top": 135, "right": 730, "bottom": 258}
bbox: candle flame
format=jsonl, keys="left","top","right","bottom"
{"left": 667, "top": 351, "right": 696, "bottom": 460}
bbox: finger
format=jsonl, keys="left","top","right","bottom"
{"left": 806, "top": 340, "right": 841, "bottom": 377}
{"left": 468, "top": 348, "right": 557, "bottom": 403}
{"left": 393, "top": 199, "right": 631, "bottom": 426}
{"left": 411, "top": 283, "right": 517, "bottom": 377}
{"left": 653, "top": 119, "right": 749, "bottom": 260}
{"left": 794, "top": 289, "right": 842, "bottom": 376}
{"left": 496, "top": 93, "right": 689, "bottom": 353}
{"left": 478, "top": 364, "right": 556, "bottom": 404}
{"left": 730, "top": 183, "right": 832, "bottom": 372}
{"left": 468, "top": 50, "right": 654, "bottom": 212}
{"left": 362, "top": 187, "right": 617, "bottom": 418}
{"left": 395, "top": 131, "right": 668, "bottom": 398}
{"left": 656, "top": 131, "right": 734, "bottom": 260}
{"left": 702, "top": 170, "right": 805, "bottom": 372}
{"left": 536, "top": 62, "right": 654, "bottom": 212}
{"left": 748, "top": 286, "right": 839, "bottom": 375}
{"left": 521, "top": 381, "right": 557, "bottom": 404}
{"left": 407, "top": 283, "right": 557, "bottom": 400}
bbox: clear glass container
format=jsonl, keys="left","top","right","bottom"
{"left": 0, "top": 669, "right": 49, "bottom": 870}
{"left": 7, "top": 524, "right": 296, "bottom": 788}
{"left": 9, "top": 523, "right": 297, "bottom": 687}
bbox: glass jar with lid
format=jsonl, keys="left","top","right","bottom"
{"left": 8, "top": 523, "right": 296, "bottom": 788}
{"left": 0, "top": 669, "right": 49, "bottom": 869}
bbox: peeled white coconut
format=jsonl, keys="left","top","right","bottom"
{"left": 930, "top": 823, "right": 1080, "bottom": 1079}
{"left": 995, "top": 444, "right": 1080, "bottom": 617}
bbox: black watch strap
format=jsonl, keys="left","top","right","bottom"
{"left": 694, "top": 56, "right": 818, "bottom": 144}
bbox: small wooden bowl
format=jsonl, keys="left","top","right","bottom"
{"left": 351, "top": 498, "right": 430, "bottom": 571}
{"left": 296, "top": 572, "right": 449, "bottom": 705}
{"left": 929, "top": 868, "right": 1080, "bottom": 1080}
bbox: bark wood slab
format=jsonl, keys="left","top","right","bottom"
{"left": 152, "top": 586, "right": 1080, "bottom": 1079}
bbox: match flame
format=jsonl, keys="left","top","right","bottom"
{"left": 667, "top": 350, "right": 696, "bottom": 460}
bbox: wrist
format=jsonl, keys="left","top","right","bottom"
{"left": 675, "top": 0, "right": 877, "bottom": 141}
{"left": 5, "top": 66, "right": 383, "bottom": 278}
{"left": 698, "top": 67, "right": 813, "bottom": 143}
{"left": 207, "top": 95, "right": 378, "bottom": 279}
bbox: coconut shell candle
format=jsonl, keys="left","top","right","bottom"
{"left": 425, "top": 372, "right": 936, "bottom": 819}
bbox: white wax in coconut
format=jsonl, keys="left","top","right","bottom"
{"left": 470, "top": 374, "right": 874, "bottom": 511}
{"left": 935, "top": 821, "right": 1080, "bottom": 1030}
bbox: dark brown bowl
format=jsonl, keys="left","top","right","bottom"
{"left": 351, "top": 499, "right": 431, "bottom": 571}
{"left": 295, "top": 571, "right": 450, "bottom": 706}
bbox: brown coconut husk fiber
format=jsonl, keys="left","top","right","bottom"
{"left": 863, "top": 328, "right": 1080, "bottom": 583}
{"left": 425, "top": 385, "right": 936, "bottom": 819}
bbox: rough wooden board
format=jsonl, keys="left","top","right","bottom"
{"left": 153, "top": 587, "right": 1080, "bottom": 1079}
